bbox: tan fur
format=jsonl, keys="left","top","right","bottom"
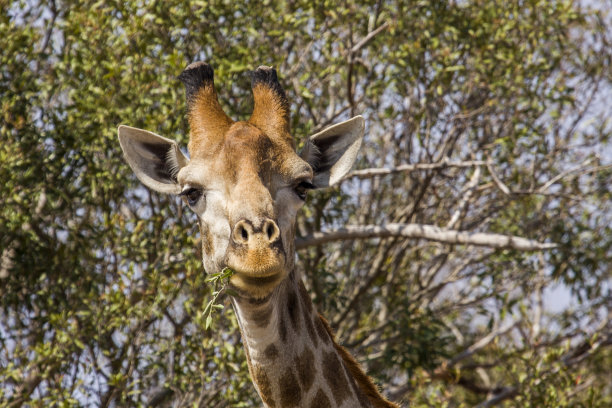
{"left": 249, "top": 84, "right": 292, "bottom": 144}
{"left": 318, "top": 314, "right": 399, "bottom": 408}
{"left": 187, "top": 84, "right": 233, "bottom": 157}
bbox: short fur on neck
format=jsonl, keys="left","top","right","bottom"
{"left": 231, "top": 270, "right": 398, "bottom": 408}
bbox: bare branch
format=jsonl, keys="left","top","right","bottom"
{"left": 538, "top": 157, "right": 595, "bottom": 193}
{"left": 148, "top": 387, "right": 175, "bottom": 407}
{"left": 475, "top": 387, "right": 519, "bottom": 408}
{"left": 342, "top": 158, "right": 488, "bottom": 181}
{"left": 447, "top": 165, "right": 481, "bottom": 229}
{"left": 538, "top": 160, "right": 612, "bottom": 193}
{"left": 530, "top": 255, "right": 546, "bottom": 343}
{"left": 448, "top": 321, "right": 517, "bottom": 368}
{"left": 6, "top": 369, "right": 43, "bottom": 408}
{"left": 486, "top": 159, "right": 510, "bottom": 196}
{"left": 296, "top": 223, "right": 557, "bottom": 251}
{"left": 562, "top": 314, "right": 612, "bottom": 367}
{"left": 348, "top": 21, "right": 390, "bottom": 55}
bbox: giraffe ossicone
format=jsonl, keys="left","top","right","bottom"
{"left": 118, "top": 61, "right": 398, "bottom": 407}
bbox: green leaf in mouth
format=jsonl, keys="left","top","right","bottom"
{"left": 202, "top": 267, "right": 235, "bottom": 330}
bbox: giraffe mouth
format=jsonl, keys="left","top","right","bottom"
{"left": 234, "top": 272, "right": 282, "bottom": 286}
{"left": 224, "top": 243, "right": 287, "bottom": 297}
{"left": 225, "top": 247, "right": 286, "bottom": 278}
{"left": 227, "top": 265, "right": 287, "bottom": 298}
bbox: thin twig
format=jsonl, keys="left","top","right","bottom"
{"left": 348, "top": 21, "right": 390, "bottom": 55}
{"left": 475, "top": 387, "right": 519, "bottom": 408}
{"left": 447, "top": 321, "right": 517, "bottom": 368}
{"left": 486, "top": 159, "right": 510, "bottom": 196}
{"left": 447, "top": 165, "right": 481, "bottom": 229}
{"left": 538, "top": 160, "right": 611, "bottom": 193}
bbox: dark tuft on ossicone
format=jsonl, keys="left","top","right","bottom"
{"left": 178, "top": 61, "right": 215, "bottom": 103}
{"left": 250, "top": 66, "right": 289, "bottom": 110}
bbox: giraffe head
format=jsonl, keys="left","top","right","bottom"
{"left": 118, "top": 62, "right": 363, "bottom": 299}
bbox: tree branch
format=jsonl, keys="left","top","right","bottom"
{"left": 475, "top": 387, "right": 519, "bottom": 408}
{"left": 538, "top": 160, "right": 611, "bottom": 193}
{"left": 447, "top": 165, "right": 481, "bottom": 229}
{"left": 6, "top": 369, "right": 43, "bottom": 408}
{"left": 296, "top": 223, "right": 557, "bottom": 251}
{"left": 148, "top": 387, "right": 175, "bottom": 407}
{"left": 447, "top": 321, "right": 517, "bottom": 368}
{"left": 486, "top": 159, "right": 510, "bottom": 196}
{"left": 341, "top": 158, "right": 488, "bottom": 181}
{"left": 348, "top": 21, "right": 390, "bottom": 55}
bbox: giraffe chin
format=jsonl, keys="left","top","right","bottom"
{"left": 228, "top": 266, "right": 287, "bottom": 299}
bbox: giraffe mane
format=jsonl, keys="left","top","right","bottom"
{"left": 318, "top": 314, "right": 400, "bottom": 408}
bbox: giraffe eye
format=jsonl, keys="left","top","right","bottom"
{"left": 180, "top": 187, "right": 203, "bottom": 206}
{"left": 294, "top": 181, "right": 315, "bottom": 201}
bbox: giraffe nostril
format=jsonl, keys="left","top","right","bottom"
{"left": 233, "top": 220, "right": 252, "bottom": 245}
{"left": 266, "top": 224, "right": 274, "bottom": 240}
{"left": 263, "top": 219, "right": 280, "bottom": 243}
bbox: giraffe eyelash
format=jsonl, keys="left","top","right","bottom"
{"left": 179, "top": 187, "right": 203, "bottom": 206}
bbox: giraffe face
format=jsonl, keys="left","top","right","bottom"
{"left": 176, "top": 121, "right": 313, "bottom": 297}
{"left": 118, "top": 62, "right": 364, "bottom": 299}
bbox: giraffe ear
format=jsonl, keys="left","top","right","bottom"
{"left": 301, "top": 116, "right": 365, "bottom": 187}
{"left": 118, "top": 125, "right": 189, "bottom": 194}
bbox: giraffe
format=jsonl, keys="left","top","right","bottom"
{"left": 118, "top": 61, "right": 398, "bottom": 408}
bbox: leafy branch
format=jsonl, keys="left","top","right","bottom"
{"left": 202, "top": 268, "right": 235, "bottom": 330}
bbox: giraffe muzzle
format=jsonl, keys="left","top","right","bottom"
{"left": 226, "top": 217, "right": 287, "bottom": 291}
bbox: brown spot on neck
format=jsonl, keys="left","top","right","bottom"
{"left": 252, "top": 364, "right": 276, "bottom": 408}
{"left": 318, "top": 315, "right": 399, "bottom": 408}
{"left": 296, "top": 347, "right": 315, "bottom": 392}
{"left": 322, "top": 350, "right": 352, "bottom": 406}
{"left": 279, "top": 367, "right": 301, "bottom": 407}
{"left": 310, "top": 388, "right": 332, "bottom": 408}
{"left": 263, "top": 343, "right": 279, "bottom": 360}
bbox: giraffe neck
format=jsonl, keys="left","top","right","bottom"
{"left": 231, "top": 270, "right": 374, "bottom": 408}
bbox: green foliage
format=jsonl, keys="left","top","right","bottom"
{"left": 1, "top": 0, "right": 611, "bottom": 407}
{"left": 203, "top": 267, "right": 234, "bottom": 330}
